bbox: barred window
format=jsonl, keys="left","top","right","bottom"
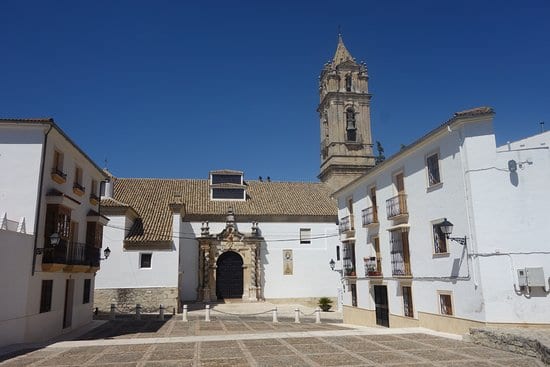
{"left": 427, "top": 153, "right": 441, "bottom": 186}
{"left": 299, "top": 228, "right": 311, "bottom": 244}
{"left": 439, "top": 293, "right": 453, "bottom": 315}
{"left": 403, "top": 286, "right": 413, "bottom": 317}
{"left": 40, "top": 280, "right": 53, "bottom": 313}
{"left": 83, "top": 279, "right": 91, "bottom": 304}
{"left": 433, "top": 224, "right": 448, "bottom": 253}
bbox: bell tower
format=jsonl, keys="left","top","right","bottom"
{"left": 318, "top": 35, "right": 375, "bottom": 192}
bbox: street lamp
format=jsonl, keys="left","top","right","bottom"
{"left": 329, "top": 258, "right": 336, "bottom": 271}
{"left": 35, "top": 232, "right": 60, "bottom": 255}
{"left": 101, "top": 247, "right": 111, "bottom": 260}
{"left": 439, "top": 218, "right": 467, "bottom": 246}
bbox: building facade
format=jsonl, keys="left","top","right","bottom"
{"left": 95, "top": 170, "right": 342, "bottom": 312}
{"left": 0, "top": 118, "right": 108, "bottom": 346}
{"left": 333, "top": 109, "right": 550, "bottom": 334}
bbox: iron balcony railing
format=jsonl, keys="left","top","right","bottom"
{"left": 390, "top": 250, "right": 411, "bottom": 276}
{"left": 362, "top": 206, "right": 378, "bottom": 226}
{"left": 386, "top": 193, "right": 408, "bottom": 219}
{"left": 339, "top": 216, "right": 352, "bottom": 233}
{"left": 365, "top": 256, "right": 382, "bottom": 276}
{"left": 43, "top": 241, "right": 100, "bottom": 268}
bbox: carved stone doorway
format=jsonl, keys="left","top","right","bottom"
{"left": 216, "top": 251, "right": 244, "bottom": 299}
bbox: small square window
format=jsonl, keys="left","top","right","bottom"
{"left": 426, "top": 153, "right": 441, "bottom": 186}
{"left": 433, "top": 224, "right": 448, "bottom": 253}
{"left": 40, "top": 280, "right": 53, "bottom": 313}
{"left": 439, "top": 293, "right": 453, "bottom": 315}
{"left": 83, "top": 279, "right": 91, "bottom": 304}
{"left": 140, "top": 253, "right": 152, "bottom": 268}
{"left": 300, "top": 228, "right": 311, "bottom": 244}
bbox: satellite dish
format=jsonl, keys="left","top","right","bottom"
{"left": 508, "top": 160, "right": 517, "bottom": 172}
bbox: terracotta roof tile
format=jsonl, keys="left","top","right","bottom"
{"left": 107, "top": 178, "right": 337, "bottom": 243}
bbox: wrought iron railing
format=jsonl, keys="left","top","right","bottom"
{"left": 339, "top": 216, "right": 352, "bottom": 233}
{"left": 386, "top": 193, "right": 408, "bottom": 219}
{"left": 362, "top": 206, "right": 378, "bottom": 226}
{"left": 390, "top": 250, "right": 411, "bottom": 276}
{"left": 43, "top": 241, "right": 100, "bottom": 267}
{"left": 51, "top": 168, "right": 67, "bottom": 178}
{"left": 364, "top": 256, "right": 382, "bottom": 276}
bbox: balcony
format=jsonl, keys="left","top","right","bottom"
{"left": 73, "top": 182, "right": 85, "bottom": 196}
{"left": 89, "top": 193, "right": 99, "bottom": 206}
{"left": 386, "top": 193, "right": 408, "bottom": 220}
{"left": 42, "top": 241, "right": 100, "bottom": 272}
{"left": 390, "top": 250, "right": 411, "bottom": 277}
{"left": 339, "top": 215, "right": 355, "bottom": 240}
{"left": 364, "top": 256, "right": 382, "bottom": 277}
{"left": 51, "top": 168, "right": 67, "bottom": 184}
{"left": 362, "top": 206, "right": 378, "bottom": 226}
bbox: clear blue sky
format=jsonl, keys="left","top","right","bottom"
{"left": 2, "top": 1, "right": 549, "bottom": 181}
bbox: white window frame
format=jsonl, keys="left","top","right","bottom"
{"left": 139, "top": 253, "right": 153, "bottom": 269}
{"left": 426, "top": 151, "right": 442, "bottom": 188}
{"left": 299, "top": 228, "right": 311, "bottom": 244}
{"left": 438, "top": 291, "right": 454, "bottom": 316}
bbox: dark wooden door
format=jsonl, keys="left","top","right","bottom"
{"left": 216, "top": 251, "right": 243, "bottom": 299}
{"left": 374, "top": 285, "right": 389, "bottom": 327}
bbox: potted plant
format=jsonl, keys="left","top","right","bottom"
{"left": 318, "top": 297, "right": 333, "bottom": 312}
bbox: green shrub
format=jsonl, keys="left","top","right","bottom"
{"left": 318, "top": 297, "right": 333, "bottom": 312}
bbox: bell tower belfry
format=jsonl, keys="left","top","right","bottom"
{"left": 318, "top": 35, "right": 375, "bottom": 192}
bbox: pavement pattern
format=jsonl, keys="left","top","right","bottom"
{"left": 0, "top": 317, "right": 545, "bottom": 367}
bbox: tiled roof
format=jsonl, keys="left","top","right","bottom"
{"left": 0, "top": 117, "right": 54, "bottom": 122}
{"left": 104, "top": 179, "right": 337, "bottom": 243}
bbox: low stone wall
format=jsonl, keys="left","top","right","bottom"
{"left": 469, "top": 328, "right": 550, "bottom": 365}
{"left": 266, "top": 297, "right": 337, "bottom": 309}
{"left": 94, "top": 287, "right": 178, "bottom": 313}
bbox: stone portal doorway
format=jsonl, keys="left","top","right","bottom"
{"left": 216, "top": 251, "right": 244, "bottom": 299}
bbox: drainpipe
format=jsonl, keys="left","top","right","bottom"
{"left": 31, "top": 124, "right": 53, "bottom": 275}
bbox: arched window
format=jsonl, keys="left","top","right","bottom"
{"left": 345, "top": 74, "right": 352, "bottom": 92}
{"left": 346, "top": 108, "right": 357, "bottom": 142}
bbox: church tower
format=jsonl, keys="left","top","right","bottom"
{"left": 318, "top": 35, "right": 375, "bottom": 192}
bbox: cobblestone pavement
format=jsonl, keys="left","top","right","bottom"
{"left": 0, "top": 319, "right": 545, "bottom": 366}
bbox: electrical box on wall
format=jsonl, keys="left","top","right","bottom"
{"left": 517, "top": 267, "right": 547, "bottom": 288}
{"left": 525, "top": 267, "right": 546, "bottom": 287}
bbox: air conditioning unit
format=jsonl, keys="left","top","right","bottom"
{"left": 517, "top": 267, "right": 547, "bottom": 288}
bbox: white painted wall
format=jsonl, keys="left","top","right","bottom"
{"left": 96, "top": 215, "right": 179, "bottom": 289}
{"left": 0, "top": 125, "right": 45, "bottom": 233}
{"left": 336, "top": 117, "right": 550, "bottom": 326}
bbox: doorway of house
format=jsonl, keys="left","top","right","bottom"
{"left": 216, "top": 251, "right": 243, "bottom": 300}
{"left": 374, "top": 285, "right": 389, "bottom": 327}
{"left": 63, "top": 279, "right": 75, "bottom": 329}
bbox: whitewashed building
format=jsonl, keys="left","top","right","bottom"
{"left": 95, "top": 170, "right": 341, "bottom": 312}
{"left": 0, "top": 118, "right": 108, "bottom": 347}
{"left": 333, "top": 108, "right": 550, "bottom": 334}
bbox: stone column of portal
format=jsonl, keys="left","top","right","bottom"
{"left": 202, "top": 247, "right": 211, "bottom": 302}
{"left": 255, "top": 244, "right": 262, "bottom": 300}
{"left": 249, "top": 244, "right": 258, "bottom": 301}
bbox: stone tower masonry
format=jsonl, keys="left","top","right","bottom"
{"left": 318, "top": 35, "right": 375, "bottom": 192}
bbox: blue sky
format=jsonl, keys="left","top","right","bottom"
{"left": 2, "top": 1, "right": 549, "bottom": 181}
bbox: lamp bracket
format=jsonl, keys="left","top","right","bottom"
{"left": 447, "top": 236, "right": 467, "bottom": 246}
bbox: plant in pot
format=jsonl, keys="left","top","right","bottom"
{"left": 318, "top": 297, "right": 333, "bottom": 312}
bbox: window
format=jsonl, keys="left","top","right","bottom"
{"left": 40, "top": 280, "right": 53, "bottom": 313}
{"left": 86, "top": 222, "right": 103, "bottom": 248}
{"left": 299, "top": 228, "right": 311, "bottom": 244}
{"left": 345, "top": 74, "right": 352, "bottom": 92}
{"left": 53, "top": 150, "right": 64, "bottom": 172}
{"left": 342, "top": 241, "right": 356, "bottom": 276}
{"left": 211, "top": 174, "right": 242, "bottom": 185}
{"left": 212, "top": 188, "right": 245, "bottom": 200}
{"left": 403, "top": 286, "right": 413, "bottom": 317}
{"left": 433, "top": 223, "right": 448, "bottom": 253}
{"left": 83, "top": 279, "right": 91, "bottom": 304}
{"left": 336, "top": 245, "right": 340, "bottom": 261}
{"left": 439, "top": 292, "right": 453, "bottom": 315}
{"left": 140, "top": 253, "right": 152, "bottom": 268}
{"left": 350, "top": 283, "right": 357, "bottom": 307}
{"left": 426, "top": 153, "right": 441, "bottom": 186}
{"left": 91, "top": 180, "right": 98, "bottom": 197}
{"left": 345, "top": 108, "right": 356, "bottom": 142}
{"left": 45, "top": 204, "right": 71, "bottom": 241}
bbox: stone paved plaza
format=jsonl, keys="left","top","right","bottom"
{"left": 0, "top": 316, "right": 545, "bottom": 367}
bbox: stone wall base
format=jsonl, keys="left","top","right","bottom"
{"left": 94, "top": 287, "right": 178, "bottom": 313}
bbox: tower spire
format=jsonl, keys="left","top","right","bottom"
{"left": 332, "top": 33, "right": 354, "bottom": 66}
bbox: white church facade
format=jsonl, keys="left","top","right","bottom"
{"left": 95, "top": 171, "right": 342, "bottom": 311}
